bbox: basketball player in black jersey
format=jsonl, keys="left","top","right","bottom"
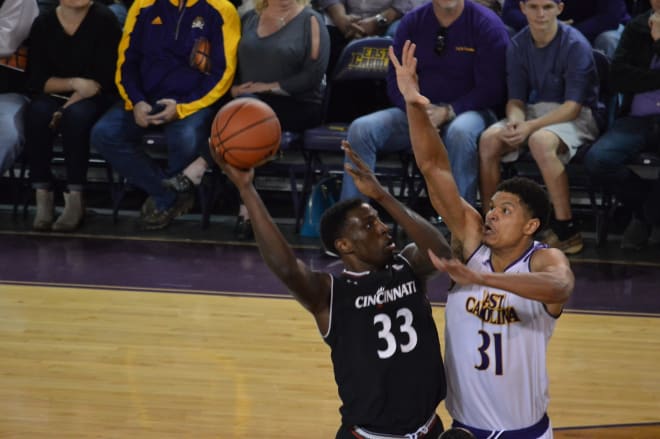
{"left": 213, "top": 141, "right": 452, "bottom": 438}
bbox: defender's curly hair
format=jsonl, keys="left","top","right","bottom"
{"left": 496, "top": 177, "right": 551, "bottom": 232}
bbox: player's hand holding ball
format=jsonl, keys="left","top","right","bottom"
{"left": 210, "top": 139, "right": 255, "bottom": 190}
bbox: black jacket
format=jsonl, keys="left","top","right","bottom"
{"left": 611, "top": 9, "right": 660, "bottom": 114}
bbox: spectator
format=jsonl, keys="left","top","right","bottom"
{"left": 479, "top": 0, "right": 601, "bottom": 255}
{"left": 168, "top": 0, "right": 329, "bottom": 240}
{"left": 340, "top": 0, "right": 509, "bottom": 208}
{"left": 232, "top": 0, "right": 329, "bottom": 134}
{"left": 0, "top": 0, "right": 38, "bottom": 176}
{"left": 24, "top": 0, "right": 121, "bottom": 231}
{"left": 91, "top": 0, "right": 240, "bottom": 231}
{"left": 584, "top": 3, "right": 660, "bottom": 249}
{"left": 501, "top": 0, "right": 630, "bottom": 58}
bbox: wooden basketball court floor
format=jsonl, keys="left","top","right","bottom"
{"left": 1, "top": 221, "right": 659, "bottom": 438}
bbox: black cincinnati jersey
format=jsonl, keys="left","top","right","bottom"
{"left": 324, "top": 254, "right": 446, "bottom": 434}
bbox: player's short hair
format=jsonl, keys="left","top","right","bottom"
{"left": 320, "top": 198, "right": 365, "bottom": 254}
{"left": 496, "top": 177, "right": 551, "bottom": 231}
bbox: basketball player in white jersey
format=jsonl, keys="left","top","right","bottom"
{"left": 389, "top": 41, "right": 575, "bottom": 438}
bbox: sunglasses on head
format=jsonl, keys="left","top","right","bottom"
{"left": 434, "top": 27, "right": 447, "bottom": 55}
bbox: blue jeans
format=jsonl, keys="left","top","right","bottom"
{"left": 583, "top": 114, "right": 660, "bottom": 213}
{"left": 340, "top": 106, "right": 496, "bottom": 206}
{"left": 0, "top": 93, "right": 28, "bottom": 175}
{"left": 583, "top": 115, "right": 658, "bottom": 181}
{"left": 91, "top": 103, "right": 215, "bottom": 211}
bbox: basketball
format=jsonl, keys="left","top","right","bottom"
{"left": 210, "top": 97, "right": 282, "bottom": 169}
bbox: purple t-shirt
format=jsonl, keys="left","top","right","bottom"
{"left": 387, "top": 1, "right": 509, "bottom": 115}
{"left": 507, "top": 23, "right": 599, "bottom": 113}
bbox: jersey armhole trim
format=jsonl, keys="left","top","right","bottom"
{"left": 529, "top": 243, "right": 563, "bottom": 319}
{"left": 397, "top": 252, "right": 412, "bottom": 268}
{"left": 542, "top": 303, "right": 563, "bottom": 320}
{"left": 321, "top": 272, "right": 334, "bottom": 339}
{"left": 464, "top": 243, "right": 484, "bottom": 266}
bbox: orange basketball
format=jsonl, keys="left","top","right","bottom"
{"left": 210, "top": 98, "right": 282, "bottom": 169}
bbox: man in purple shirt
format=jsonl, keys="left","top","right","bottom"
{"left": 341, "top": 0, "right": 509, "bottom": 208}
{"left": 502, "top": 0, "right": 629, "bottom": 57}
{"left": 584, "top": 2, "right": 660, "bottom": 249}
{"left": 479, "top": 0, "right": 600, "bottom": 254}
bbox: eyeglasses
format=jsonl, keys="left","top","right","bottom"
{"left": 434, "top": 27, "right": 447, "bottom": 55}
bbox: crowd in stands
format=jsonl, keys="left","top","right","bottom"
{"left": 1, "top": 0, "right": 659, "bottom": 252}
{"left": 25, "top": 0, "right": 121, "bottom": 231}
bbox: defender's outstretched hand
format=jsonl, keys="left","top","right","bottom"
{"left": 428, "top": 249, "right": 484, "bottom": 286}
{"left": 209, "top": 139, "right": 255, "bottom": 189}
{"left": 388, "top": 40, "right": 430, "bottom": 107}
{"left": 343, "top": 140, "right": 387, "bottom": 201}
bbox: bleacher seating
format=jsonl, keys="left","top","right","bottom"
{"left": 297, "top": 36, "right": 415, "bottom": 232}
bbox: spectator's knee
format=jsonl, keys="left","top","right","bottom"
{"left": 90, "top": 121, "right": 110, "bottom": 154}
{"left": 582, "top": 150, "right": 598, "bottom": 174}
{"left": 60, "top": 106, "right": 94, "bottom": 133}
{"left": 528, "top": 130, "right": 559, "bottom": 165}
{"left": 347, "top": 115, "right": 379, "bottom": 153}
{"left": 445, "top": 124, "right": 477, "bottom": 154}
{"left": 582, "top": 148, "right": 611, "bottom": 177}
{"left": 479, "top": 127, "right": 505, "bottom": 161}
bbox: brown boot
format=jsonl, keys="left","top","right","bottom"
{"left": 52, "top": 191, "right": 84, "bottom": 232}
{"left": 33, "top": 189, "right": 54, "bottom": 231}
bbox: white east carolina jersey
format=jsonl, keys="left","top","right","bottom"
{"left": 444, "top": 242, "right": 558, "bottom": 431}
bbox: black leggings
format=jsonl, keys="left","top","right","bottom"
{"left": 24, "top": 93, "right": 114, "bottom": 188}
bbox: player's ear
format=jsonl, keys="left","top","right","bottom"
{"left": 523, "top": 217, "right": 541, "bottom": 237}
{"left": 335, "top": 237, "right": 352, "bottom": 254}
